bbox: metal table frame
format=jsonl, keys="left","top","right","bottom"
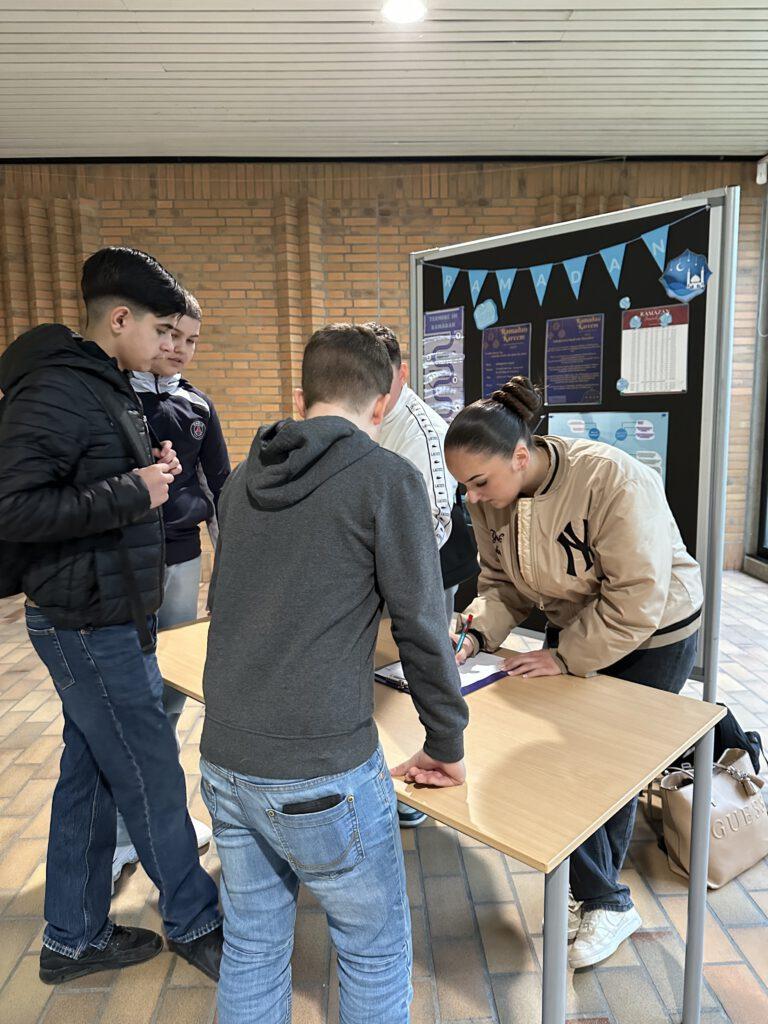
{"left": 539, "top": 728, "right": 715, "bottom": 1024}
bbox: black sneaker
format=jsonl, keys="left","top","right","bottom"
{"left": 168, "top": 924, "right": 223, "bottom": 982}
{"left": 39, "top": 925, "right": 163, "bottom": 985}
{"left": 397, "top": 802, "right": 427, "bottom": 829}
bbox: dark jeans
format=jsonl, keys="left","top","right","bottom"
{"left": 26, "top": 606, "right": 221, "bottom": 958}
{"left": 546, "top": 628, "right": 699, "bottom": 912}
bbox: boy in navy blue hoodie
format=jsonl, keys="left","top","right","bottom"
{"left": 112, "top": 291, "right": 231, "bottom": 885}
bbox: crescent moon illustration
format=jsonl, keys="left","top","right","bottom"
{"left": 675, "top": 261, "right": 685, "bottom": 271}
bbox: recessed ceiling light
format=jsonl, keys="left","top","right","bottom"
{"left": 382, "top": 0, "right": 427, "bottom": 26}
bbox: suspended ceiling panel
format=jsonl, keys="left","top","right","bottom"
{"left": 0, "top": 0, "right": 766, "bottom": 159}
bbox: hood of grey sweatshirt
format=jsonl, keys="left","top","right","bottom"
{"left": 246, "top": 416, "right": 375, "bottom": 510}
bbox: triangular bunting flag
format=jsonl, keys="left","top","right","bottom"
{"left": 495, "top": 268, "right": 516, "bottom": 309}
{"left": 468, "top": 269, "right": 489, "bottom": 306}
{"left": 530, "top": 264, "right": 553, "bottom": 306}
{"left": 441, "top": 266, "right": 459, "bottom": 304}
{"left": 600, "top": 243, "right": 626, "bottom": 289}
{"left": 562, "top": 255, "right": 588, "bottom": 299}
{"left": 641, "top": 224, "right": 670, "bottom": 271}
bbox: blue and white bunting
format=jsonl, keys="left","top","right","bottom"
{"left": 562, "top": 255, "right": 588, "bottom": 299}
{"left": 468, "top": 269, "right": 488, "bottom": 306}
{"left": 426, "top": 209, "right": 703, "bottom": 311}
{"left": 641, "top": 224, "right": 670, "bottom": 271}
{"left": 599, "top": 243, "right": 626, "bottom": 289}
{"left": 530, "top": 264, "right": 553, "bottom": 305}
{"left": 441, "top": 266, "right": 459, "bottom": 304}
{"left": 495, "top": 268, "right": 516, "bottom": 309}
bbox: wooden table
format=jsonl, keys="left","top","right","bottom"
{"left": 158, "top": 619, "right": 724, "bottom": 1024}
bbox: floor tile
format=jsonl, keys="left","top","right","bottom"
{"left": 705, "top": 963, "right": 768, "bottom": 1024}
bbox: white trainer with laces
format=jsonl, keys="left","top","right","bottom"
{"left": 541, "top": 892, "right": 582, "bottom": 942}
{"left": 567, "top": 895, "right": 583, "bottom": 942}
{"left": 569, "top": 906, "right": 642, "bottom": 969}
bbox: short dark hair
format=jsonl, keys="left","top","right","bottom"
{"left": 361, "top": 321, "right": 401, "bottom": 367}
{"left": 81, "top": 247, "right": 187, "bottom": 320}
{"left": 184, "top": 289, "right": 202, "bottom": 322}
{"left": 302, "top": 323, "right": 393, "bottom": 412}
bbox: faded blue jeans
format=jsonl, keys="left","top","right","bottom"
{"left": 201, "top": 745, "right": 412, "bottom": 1024}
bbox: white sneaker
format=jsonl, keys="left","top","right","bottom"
{"left": 567, "top": 895, "right": 583, "bottom": 942}
{"left": 192, "top": 816, "right": 212, "bottom": 848}
{"left": 111, "top": 843, "right": 139, "bottom": 891}
{"left": 569, "top": 906, "right": 642, "bottom": 969}
{"left": 541, "top": 891, "right": 582, "bottom": 942}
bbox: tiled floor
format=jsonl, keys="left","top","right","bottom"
{"left": 1, "top": 571, "right": 767, "bottom": 1024}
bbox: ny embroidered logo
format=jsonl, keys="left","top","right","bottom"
{"left": 556, "top": 519, "right": 594, "bottom": 577}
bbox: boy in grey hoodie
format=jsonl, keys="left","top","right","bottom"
{"left": 199, "top": 323, "right": 468, "bottom": 1024}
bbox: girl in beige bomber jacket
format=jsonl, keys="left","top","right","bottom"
{"left": 444, "top": 376, "right": 703, "bottom": 971}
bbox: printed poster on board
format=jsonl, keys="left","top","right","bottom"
{"left": 620, "top": 305, "right": 689, "bottom": 395}
{"left": 545, "top": 314, "right": 604, "bottom": 406}
{"left": 549, "top": 411, "right": 669, "bottom": 483}
{"left": 481, "top": 323, "right": 532, "bottom": 396}
{"left": 423, "top": 307, "right": 465, "bottom": 423}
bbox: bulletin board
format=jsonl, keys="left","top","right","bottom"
{"left": 410, "top": 189, "right": 740, "bottom": 691}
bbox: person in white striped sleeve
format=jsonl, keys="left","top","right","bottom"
{"left": 363, "top": 322, "right": 459, "bottom": 830}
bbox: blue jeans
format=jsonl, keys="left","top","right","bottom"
{"left": 26, "top": 606, "right": 221, "bottom": 957}
{"left": 557, "top": 631, "right": 699, "bottom": 912}
{"left": 201, "top": 746, "right": 412, "bottom": 1024}
{"left": 115, "top": 555, "right": 201, "bottom": 848}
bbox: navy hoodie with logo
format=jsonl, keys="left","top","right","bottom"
{"left": 132, "top": 372, "right": 231, "bottom": 566}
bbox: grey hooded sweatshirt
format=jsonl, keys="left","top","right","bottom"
{"left": 200, "top": 415, "right": 468, "bottom": 780}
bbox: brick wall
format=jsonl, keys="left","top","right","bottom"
{"left": 0, "top": 160, "right": 762, "bottom": 568}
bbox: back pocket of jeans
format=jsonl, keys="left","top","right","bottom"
{"left": 267, "top": 795, "right": 364, "bottom": 878}
{"left": 26, "top": 626, "right": 76, "bottom": 692}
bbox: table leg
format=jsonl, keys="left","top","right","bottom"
{"left": 682, "top": 726, "right": 715, "bottom": 1024}
{"left": 542, "top": 857, "right": 569, "bottom": 1024}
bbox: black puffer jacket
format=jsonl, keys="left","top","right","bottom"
{"left": 0, "top": 324, "right": 164, "bottom": 630}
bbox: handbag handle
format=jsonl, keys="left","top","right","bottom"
{"left": 660, "top": 767, "right": 715, "bottom": 806}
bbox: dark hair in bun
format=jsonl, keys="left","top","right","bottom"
{"left": 445, "top": 376, "right": 543, "bottom": 457}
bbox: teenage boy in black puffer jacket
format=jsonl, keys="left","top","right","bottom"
{"left": 0, "top": 247, "right": 222, "bottom": 985}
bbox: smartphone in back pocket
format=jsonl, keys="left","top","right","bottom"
{"left": 281, "top": 794, "right": 343, "bottom": 815}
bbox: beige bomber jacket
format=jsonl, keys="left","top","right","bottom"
{"left": 461, "top": 435, "right": 703, "bottom": 677}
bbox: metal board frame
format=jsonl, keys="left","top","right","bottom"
{"left": 410, "top": 187, "right": 740, "bottom": 699}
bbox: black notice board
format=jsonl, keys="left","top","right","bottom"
{"left": 422, "top": 205, "right": 711, "bottom": 561}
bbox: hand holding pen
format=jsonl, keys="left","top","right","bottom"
{"left": 451, "top": 614, "right": 473, "bottom": 666}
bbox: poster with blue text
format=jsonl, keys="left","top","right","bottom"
{"left": 481, "top": 323, "right": 532, "bottom": 396}
{"left": 548, "top": 411, "right": 669, "bottom": 482}
{"left": 545, "top": 314, "right": 604, "bottom": 406}
{"left": 423, "top": 307, "right": 465, "bottom": 423}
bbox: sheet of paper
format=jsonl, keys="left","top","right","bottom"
{"left": 376, "top": 652, "right": 506, "bottom": 695}
{"left": 620, "top": 305, "right": 689, "bottom": 394}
